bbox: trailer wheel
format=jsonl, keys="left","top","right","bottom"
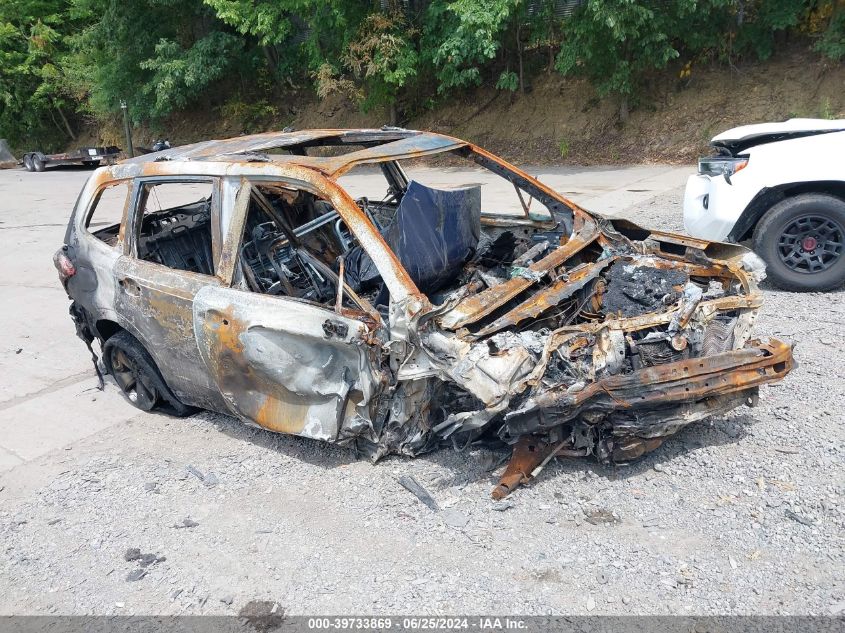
{"left": 32, "top": 153, "right": 46, "bottom": 172}
{"left": 23, "top": 154, "right": 34, "bottom": 171}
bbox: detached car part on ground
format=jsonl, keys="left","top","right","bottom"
{"left": 55, "top": 129, "right": 793, "bottom": 498}
{"left": 684, "top": 118, "right": 845, "bottom": 292}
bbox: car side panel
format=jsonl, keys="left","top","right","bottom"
{"left": 112, "top": 257, "right": 229, "bottom": 411}
{"left": 192, "top": 286, "right": 385, "bottom": 441}
{"left": 64, "top": 174, "right": 128, "bottom": 334}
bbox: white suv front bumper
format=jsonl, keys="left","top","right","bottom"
{"left": 683, "top": 174, "right": 752, "bottom": 242}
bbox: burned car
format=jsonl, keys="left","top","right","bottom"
{"left": 55, "top": 129, "right": 793, "bottom": 497}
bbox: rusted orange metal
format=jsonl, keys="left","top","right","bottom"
{"left": 440, "top": 215, "right": 600, "bottom": 330}
{"left": 492, "top": 437, "right": 559, "bottom": 500}
{"left": 472, "top": 257, "right": 616, "bottom": 338}
{"left": 492, "top": 338, "right": 793, "bottom": 498}
{"left": 569, "top": 337, "right": 791, "bottom": 408}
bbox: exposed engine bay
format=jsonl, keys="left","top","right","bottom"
{"left": 375, "top": 203, "right": 792, "bottom": 500}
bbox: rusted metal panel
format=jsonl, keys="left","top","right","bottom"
{"left": 471, "top": 257, "right": 616, "bottom": 338}
{"left": 439, "top": 214, "right": 600, "bottom": 330}
{"left": 122, "top": 128, "right": 465, "bottom": 179}
{"left": 491, "top": 338, "right": 792, "bottom": 497}
{"left": 516, "top": 337, "right": 791, "bottom": 416}
{"left": 193, "top": 286, "right": 385, "bottom": 441}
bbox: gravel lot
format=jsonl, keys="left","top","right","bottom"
{"left": 0, "top": 171, "right": 842, "bottom": 617}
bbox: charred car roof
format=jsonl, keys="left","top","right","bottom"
{"left": 123, "top": 128, "right": 468, "bottom": 177}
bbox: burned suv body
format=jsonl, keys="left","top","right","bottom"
{"left": 56, "top": 129, "right": 792, "bottom": 497}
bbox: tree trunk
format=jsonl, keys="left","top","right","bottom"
{"left": 54, "top": 103, "right": 76, "bottom": 140}
{"left": 619, "top": 96, "right": 629, "bottom": 122}
{"left": 389, "top": 102, "right": 397, "bottom": 126}
{"left": 516, "top": 22, "right": 524, "bottom": 94}
{"left": 263, "top": 46, "right": 282, "bottom": 87}
{"left": 47, "top": 107, "right": 65, "bottom": 138}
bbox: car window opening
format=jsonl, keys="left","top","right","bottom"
{"left": 136, "top": 181, "right": 215, "bottom": 275}
{"left": 238, "top": 184, "right": 373, "bottom": 313}
{"left": 86, "top": 181, "right": 130, "bottom": 246}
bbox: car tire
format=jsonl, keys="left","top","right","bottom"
{"left": 103, "top": 330, "right": 195, "bottom": 416}
{"left": 23, "top": 154, "right": 34, "bottom": 172}
{"left": 83, "top": 160, "right": 100, "bottom": 168}
{"left": 753, "top": 193, "right": 845, "bottom": 292}
{"left": 32, "top": 154, "right": 46, "bottom": 172}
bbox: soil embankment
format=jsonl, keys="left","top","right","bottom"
{"left": 83, "top": 49, "right": 844, "bottom": 164}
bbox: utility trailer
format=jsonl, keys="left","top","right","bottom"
{"left": 22, "top": 146, "right": 121, "bottom": 172}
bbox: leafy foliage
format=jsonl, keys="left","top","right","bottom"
{"left": 423, "top": 0, "right": 518, "bottom": 91}
{"left": 139, "top": 31, "right": 243, "bottom": 118}
{"left": 496, "top": 70, "right": 519, "bottom": 92}
{"left": 0, "top": 0, "right": 840, "bottom": 150}
{"left": 67, "top": 0, "right": 248, "bottom": 124}
{"left": 0, "top": 0, "right": 85, "bottom": 149}
{"left": 344, "top": 12, "right": 418, "bottom": 111}
{"left": 812, "top": 1, "right": 845, "bottom": 60}
{"left": 731, "top": 0, "right": 807, "bottom": 60}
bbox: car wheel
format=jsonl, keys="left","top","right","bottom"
{"left": 753, "top": 193, "right": 845, "bottom": 292}
{"left": 102, "top": 330, "right": 195, "bottom": 416}
{"left": 83, "top": 160, "right": 100, "bottom": 168}
{"left": 23, "top": 154, "right": 34, "bottom": 172}
{"left": 32, "top": 154, "right": 46, "bottom": 172}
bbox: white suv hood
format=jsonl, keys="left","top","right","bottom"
{"left": 711, "top": 118, "right": 845, "bottom": 154}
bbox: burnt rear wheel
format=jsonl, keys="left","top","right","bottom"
{"left": 105, "top": 334, "right": 160, "bottom": 411}
{"left": 753, "top": 194, "right": 845, "bottom": 291}
{"left": 102, "top": 330, "right": 194, "bottom": 416}
{"left": 111, "top": 347, "right": 159, "bottom": 410}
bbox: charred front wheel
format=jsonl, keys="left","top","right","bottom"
{"left": 103, "top": 330, "right": 194, "bottom": 416}
{"left": 753, "top": 193, "right": 845, "bottom": 291}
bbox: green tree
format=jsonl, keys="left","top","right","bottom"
{"left": 139, "top": 31, "right": 243, "bottom": 118}
{"left": 0, "top": 0, "right": 83, "bottom": 150}
{"left": 343, "top": 11, "right": 419, "bottom": 122}
{"left": 423, "top": 0, "right": 520, "bottom": 92}
{"left": 555, "top": 0, "right": 701, "bottom": 120}
{"left": 812, "top": 0, "right": 845, "bottom": 61}
{"left": 65, "top": 0, "right": 248, "bottom": 124}
{"left": 731, "top": 0, "right": 807, "bottom": 60}
{"left": 204, "top": 0, "right": 371, "bottom": 85}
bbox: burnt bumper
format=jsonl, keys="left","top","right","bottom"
{"left": 493, "top": 337, "right": 793, "bottom": 498}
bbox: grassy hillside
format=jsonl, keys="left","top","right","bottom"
{"left": 82, "top": 48, "right": 844, "bottom": 165}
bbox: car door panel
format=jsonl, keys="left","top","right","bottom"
{"left": 114, "top": 256, "right": 228, "bottom": 411}
{"left": 192, "top": 285, "right": 384, "bottom": 441}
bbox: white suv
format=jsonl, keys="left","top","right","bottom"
{"left": 684, "top": 118, "right": 845, "bottom": 291}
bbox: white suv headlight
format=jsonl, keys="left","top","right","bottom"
{"left": 698, "top": 156, "right": 749, "bottom": 183}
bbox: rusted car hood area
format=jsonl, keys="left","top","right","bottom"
{"left": 368, "top": 212, "right": 793, "bottom": 497}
